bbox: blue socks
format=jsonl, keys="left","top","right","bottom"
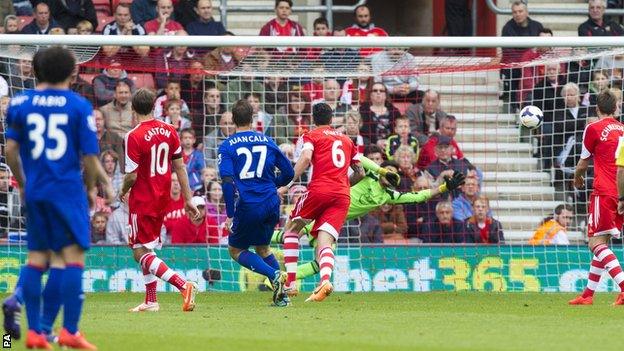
{"left": 13, "top": 266, "right": 25, "bottom": 304}
{"left": 237, "top": 251, "right": 277, "bottom": 281}
{"left": 41, "top": 267, "right": 64, "bottom": 335}
{"left": 61, "top": 264, "right": 84, "bottom": 334}
{"left": 21, "top": 264, "right": 44, "bottom": 333}
{"left": 263, "top": 254, "right": 280, "bottom": 271}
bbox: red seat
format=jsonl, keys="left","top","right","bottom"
{"left": 96, "top": 14, "right": 113, "bottom": 33}
{"left": 128, "top": 73, "right": 155, "bottom": 90}
{"left": 111, "top": 0, "right": 133, "bottom": 11}
{"left": 393, "top": 102, "right": 411, "bottom": 116}
{"left": 93, "top": 0, "right": 112, "bottom": 15}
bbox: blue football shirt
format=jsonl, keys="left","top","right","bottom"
{"left": 5, "top": 88, "right": 99, "bottom": 201}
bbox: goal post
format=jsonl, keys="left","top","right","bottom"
{"left": 1, "top": 35, "right": 623, "bottom": 294}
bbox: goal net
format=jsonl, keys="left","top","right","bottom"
{"left": 0, "top": 36, "right": 621, "bottom": 294}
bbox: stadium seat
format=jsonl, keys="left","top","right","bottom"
{"left": 96, "top": 14, "right": 113, "bottom": 33}
{"left": 18, "top": 16, "right": 30, "bottom": 31}
{"left": 128, "top": 73, "right": 156, "bottom": 90}
{"left": 93, "top": 0, "right": 112, "bottom": 15}
{"left": 80, "top": 73, "right": 97, "bottom": 84}
{"left": 393, "top": 102, "right": 411, "bottom": 115}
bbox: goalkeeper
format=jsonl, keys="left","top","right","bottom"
{"left": 271, "top": 156, "right": 466, "bottom": 280}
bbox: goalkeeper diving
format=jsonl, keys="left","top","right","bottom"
{"left": 271, "top": 155, "right": 466, "bottom": 280}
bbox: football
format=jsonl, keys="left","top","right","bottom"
{"left": 519, "top": 105, "right": 544, "bottom": 129}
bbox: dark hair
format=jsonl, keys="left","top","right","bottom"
{"left": 115, "top": 3, "right": 130, "bottom": 12}
{"left": 540, "top": 28, "right": 553, "bottom": 36}
{"left": 597, "top": 89, "right": 618, "bottom": 115}
{"left": 243, "top": 92, "right": 262, "bottom": 101}
{"left": 554, "top": 204, "right": 573, "bottom": 215}
{"left": 364, "top": 144, "right": 383, "bottom": 156}
{"left": 232, "top": 99, "right": 254, "bottom": 127}
{"left": 32, "top": 46, "right": 75, "bottom": 84}
{"left": 165, "top": 98, "right": 181, "bottom": 111}
{"left": 115, "top": 80, "right": 131, "bottom": 91}
{"left": 180, "top": 128, "right": 195, "bottom": 137}
{"left": 313, "top": 17, "right": 328, "bottom": 28}
{"left": 275, "top": 0, "right": 292, "bottom": 8}
{"left": 381, "top": 160, "right": 400, "bottom": 169}
{"left": 312, "top": 102, "right": 333, "bottom": 126}
{"left": 132, "top": 88, "right": 156, "bottom": 115}
{"left": 166, "top": 80, "right": 181, "bottom": 88}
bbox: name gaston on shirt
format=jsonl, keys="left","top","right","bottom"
{"left": 144, "top": 127, "right": 172, "bottom": 141}
{"left": 228, "top": 134, "right": 268, "bottom": 146}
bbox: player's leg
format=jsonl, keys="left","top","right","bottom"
{"left": 130, "top": 213, "right": 197, "bottom": 312}
{"left": 282, "top": 218, "right": 309, "bottom": 292}
{"left": 130, "top": 246, "right": 160, "bottom": 312}
{"left": 271, "top": 224, "right": 320, "bottom": 281}
{"left": 305, "top": 231, "right": 336, "bottom": 303}
{"left": 56, "top": 244, "right": 96, "bottom": 350}
{"left": 229, "top": 245, "right": 280, "bottom": 283}
{"left": 40, "top": 252, "right": 65, "bottom": 343}
{"left": 21, "top": 250, "right": 53, "bottom": 350}
{"left": 3, "top": 266, "right": 25, "bottom": 340}
{"left": 569, "top": 254, "right": 604, "bottom": 305}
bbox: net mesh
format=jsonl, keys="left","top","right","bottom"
{"left": 1, "top": 42, "right": 622, "bottom": 293}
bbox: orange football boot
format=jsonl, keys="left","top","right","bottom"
{"left": 25, "top": 330, "right": 52, "bottom": 350}
{"left": 305, "top": 281, "right": 333, "bottom": 302}
{"left": 58, "top": 328, "right": 97, "bottom": 350}
{"left": 569, "top": 295, "right": 593, "bottom": 305}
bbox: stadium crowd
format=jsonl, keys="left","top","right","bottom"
{"left": 0, "top": 0, "right": 622, "bottom": 246}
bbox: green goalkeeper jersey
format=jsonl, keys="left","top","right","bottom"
{"left": 346, "top": 171, "right": 433, "bottom": 220}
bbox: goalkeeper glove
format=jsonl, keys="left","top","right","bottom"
{"left": 378, "top": 167, "right": 401, "bottom": 188}
{"left": 438, "top": 171, "right": 466, "bottom": 193}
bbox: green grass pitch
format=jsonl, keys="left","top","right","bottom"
{"left": 5, "top": 292, "right": 624, "bottom": 351}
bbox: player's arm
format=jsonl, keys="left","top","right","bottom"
{"left": 386, "top": 171, "right": 465, "bottom": 205}
{"left": 359, "top": 155, "right": 400, "bottom": 187}
{"left": 349, "top": 162, "right": 365, "bottom": 185}
{"left": 217, "top": 147, "right": 237, "bottom": 222}
{"left": 274, "top": 146, "right": 295, "bottom": 187}
{"left": 575, "top": 125, "right": 594, "bottom": 189}
{"left": 5, "top": 140, "right": 25, "bottom": 198}
{"left": 291, "top": 148, "right": 312, "bottom": 183}
{"left": 574, "top": 158, "right": 590, "bottom": 189}
{"left": 173, "top": 157, "right": 200, "bottom": 220}
{"left": 616, "top": 138, "right": 624, "bottom": 214}
{"left": 119, "top": 172, "right": 137, "bottom": 200}
{"left": 83, "top": 155, "right": 115, "bottom": 205}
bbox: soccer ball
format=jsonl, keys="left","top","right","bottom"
{"left": 519, "top": 105, "right": 543, "bottom": 129}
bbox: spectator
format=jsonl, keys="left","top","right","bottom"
{"left": 181, "top": 60, "right": 213, "bottom": 123}
{"left": 49, "top": 26, "right": 65, "bottom": 34}
{"left": 166, "top": 196, "right": 223, "bottom": 244}
{"left": 385, "top": 115, "right": 419, "bottom": 161}
{"left": 533, "top": 62, "right": 566, "bottom": 169}
{"left": 106, "top": 192, "right": 129, "bottom": 244}
{"left": 371, "top": 48, "right": 421, "bottom": 103}
{"left": 500, "top": 1, "right": 544, "bottom": 111}
{"left": 164, "top": 99, "right": 192, "bottom": 132}
{"left": 153, "top": 80, "right": 190, "bottom": 120}
{"left": 518, "top": 28, "right": 555, "bottom": 105}
{"left": 322, "top": 79, "right": 348, "bottom": 118}
{"left": 426, "top": 136, "right": 472, "bottom": 181}
{"left": 145, "top": 0, "right": 184, "bottom": 35}
{"left": 579, "top": 0, "right": 623, "bottom": 36}
{"left": 420, "top": 201, "right": 471, "bottom": 243}
{"left": 155, "top": 34, "right": 197, "bottom": 89}
{"left": 100, "top": 149, "right": 123, "bottom": 198}
{"left": 173, "top": 0, "right": 197, "bottom": 28}
{"left": 94, "top": 109, "right": 125, "bottom": 172}
{"left": 204, "top": 111, "right": 234, "bottom": 167}
{"left": 406, "top": 89, "right": 448, "bottom": 144}
{"left": 197, "top": 86, "right": 224, "bottom": 139}
{"left": 193, "top": 165, "right": 219, "bottom": 197}
{"left": 364, "top": 144, "right": 384, "bottom": 166}
{"left": 3, "top": 15, "right": 20, "bottom": 34}
{"left": 13, "top": 0, "right": 32, "bottom": 16}
{"left": 452, "top": 176, "right": 481, "bottom": 222}
{"left": 103, "top": 4, "right": 146, "bottom": 35}
{"left": 90, "top": 212, "right": 108, "bottom": 244}
{"left": 185, "top": 0, "right": 225, "bottom": 37}
{"left": 396, "top": 144, "right": 422, "bottom": 192}
{"left": 75, "top": 20, "right": 93, "bottom": 34}
{"left": 247, "top": 92, "right": 273, "bottom": 135}
{"left": 302, "top": 68, "right": 325, "bottom": 105}
{"left": 225, "top": 63, "right": 265, "bottom": 106}
{"left": 8, "top": 57, "right": 35, "bottom": 96}
{"left": 344, "top": 110, "right": 365, "bottom": 154}
{"left": 372, "top": 204, "right": 408, "bottom": 242}
{"left": 47, "top": 0, "right": 97, "bottom": 31}
{"left": 405, "top": 175, "right": 438, "bottom": 240}
{"left": 263, "top": 76, "right": 288, "bottom": 115}
{"left": 203, "top": 40, "right": 242, "bottom": 75}
{"left": 529, "top": 204, "right": 573, "bottom": 245}
{"left": 180, "top": 128, "right": 205, "bottom": 191}
{"left": 274, "top": 89, "right": 311, "bottom": 145}
{"left": 341, "top": 62, "right": 374, "bottom": 108}
{"left": 0, "top": 165, "right": 22, "bottom": 235}
{"left": 131, "top": 0, "right": 158, "bottom": 26}
{"left": 100, "top": 80, "right": 133, "bottom": 141}
{"left": 416, "top": 115, "right": 464, "bottom": 170}
{"left": 304, "top": 17, "right": 332, "bottom": 61}
{"left": 205, "top": 180, "right": 226, "bottom": 226}
{"left": 343, "top": 4, "right": 389, "bottom": 57}
{"left": 359, "top": 82, "right": 401, "bottom": 145}
{"left": 465, "top": 195, "right": 504, "bottom": 244}
{"left": 21, "top": 2, "right": 61, "bottom": 34}
{"left": 259, "top": 0, "right": 304, "bottom": 53}
{"left": 582, "top": 70, "right": 610, "bottom": 114}
{"left": 92, "top": 60, "right": 134, "bottom": 107}
{"left": 163, "top": 171, "right": 186, "bottom": 234}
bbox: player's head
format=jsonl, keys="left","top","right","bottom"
{"left": 379, "top": 160, "right": 400, "bottom": 188}
{"left": 32, "top": 46, "right": 76, "bottom": 85}
{"left": 231, "top": 99, "right": 254, "bottom": 128}
{"left": 597, "top": 89, "right": 618, "bottom": 117}
{"left": 312, "top": 102, "right": 333, "bottom": 126}
{"left": 132, "top": 88, "right": 156, "bottom": 117}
